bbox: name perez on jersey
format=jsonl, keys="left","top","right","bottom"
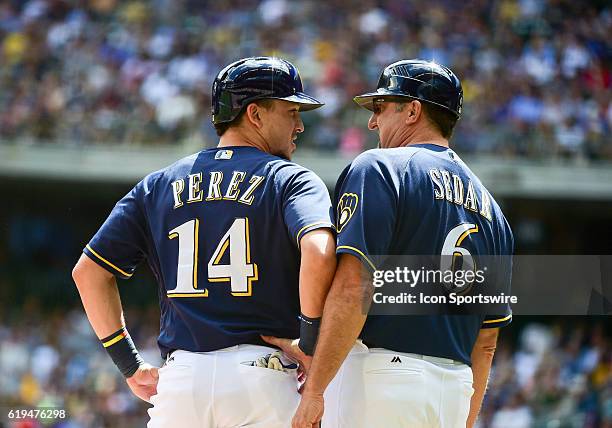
{"left": 171, "top": 171, "right": 266, "bottom": 209}
{"left": 428, "top": 168, "right": 492, "bottom": 222}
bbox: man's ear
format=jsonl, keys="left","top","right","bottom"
{"left": 405, "top": 100, "right": 422, "bottom": 124}
{"left": 245, "top": 103, "right": 263, "bottom": 129}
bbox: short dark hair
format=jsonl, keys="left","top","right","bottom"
{"left": 420, "top": 102, "right": 458, "bottom": 139}
{"left": 214, "top": 99, "right": 275, "bottom": 136}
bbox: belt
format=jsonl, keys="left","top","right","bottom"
{"left": 367, "top": 347, "right": 465, "bottom": 366}
{"left": 400, "top": 352, "right": 465, "bottom": 366}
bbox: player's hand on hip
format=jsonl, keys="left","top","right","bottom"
{"left": 125, "top": 363, "right": 159, "bottom": 403}
{"left": 261, "top": 335, "right": 312, "bottom": 376}
{"left": 292, "top": 392, "right": 324, "bottom": 428}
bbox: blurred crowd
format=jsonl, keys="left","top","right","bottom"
{"left": 0, "top": 310, "right": 610, "bottom": 427}
{"left": 0, "top": 0, "right": 611, "bottom": 160}
{"left": 480, "top": 322, "right": 612, "bottom": 428}
{"left": 0, "top": 303, "right": 162, "bottom": 428}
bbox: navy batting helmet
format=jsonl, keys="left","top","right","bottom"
{"left": 211, "top": 57, "right": 323, "bottom": 125}
{"left": 354, "top": 59, "right": 463, "bottom": 119}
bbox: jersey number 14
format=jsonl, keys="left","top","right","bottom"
{"left": 166, "top": 218, "right": 258, "bottom": 298}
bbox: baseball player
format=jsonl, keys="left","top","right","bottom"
{"left": 72, "top": 57, "right": 336, "bottom": 427}
{"left": 285, "top": 59, "right": 514, "bottom": 428}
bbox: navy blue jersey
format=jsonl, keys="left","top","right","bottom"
{"left": 84, "top": 146, "right": 333, "bottom": 358}
{"left": 334, "top": 144, "right": 513, "bottom": 365}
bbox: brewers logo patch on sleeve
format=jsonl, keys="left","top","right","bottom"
{"left": 337, "top": 193, "right": 358, "bottom": 232}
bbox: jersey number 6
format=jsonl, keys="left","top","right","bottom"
{"left": 441, "top": 223, "right": 478, "bottom": 293}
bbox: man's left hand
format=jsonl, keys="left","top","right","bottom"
{"left": 261, "top": 335, "right": 312, "bottom": 382}
{"left": 292, "top": 392, "right": 324, "bottom": 428}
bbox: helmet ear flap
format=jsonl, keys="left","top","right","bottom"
{"left": 211, "top": 59, "right": 244, "bottom": 119}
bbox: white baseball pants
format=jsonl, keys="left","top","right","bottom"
{"left": 323, "top": 342, "right": 474, "bottom": 428}
{"left": 147, "top": 345, "right": 299, "bottom": 428}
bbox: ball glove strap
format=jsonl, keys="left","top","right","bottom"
{"left": 101, "top": 327, "right": 144, "bottom": 378}
{"left": 298, "top": 313, "right": 321, "bottom": 356}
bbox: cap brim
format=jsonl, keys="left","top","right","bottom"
{"left": 279, "top": 92, "right": 324, "bottom": 111}
{"left": 353, "top": 90, "right": 412, "bottom": 111}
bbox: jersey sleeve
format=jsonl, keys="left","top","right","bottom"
{"left": 281, "top": 167, "right": 334, "bottom": 248}
{"left": 83, "top": 181, "right": 149, "bottom": 279}
{"left": 334, "top": 151, "right": 399, "bottom": 272}
{"left": 482, "top": 228, "right": 514, "bottom": 329}
{"left": 482, "top": 313, "right": 512, "bottom": 328}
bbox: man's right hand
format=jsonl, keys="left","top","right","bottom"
{"left": 126, "top": 363, "right": 159, "bottom": 403}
